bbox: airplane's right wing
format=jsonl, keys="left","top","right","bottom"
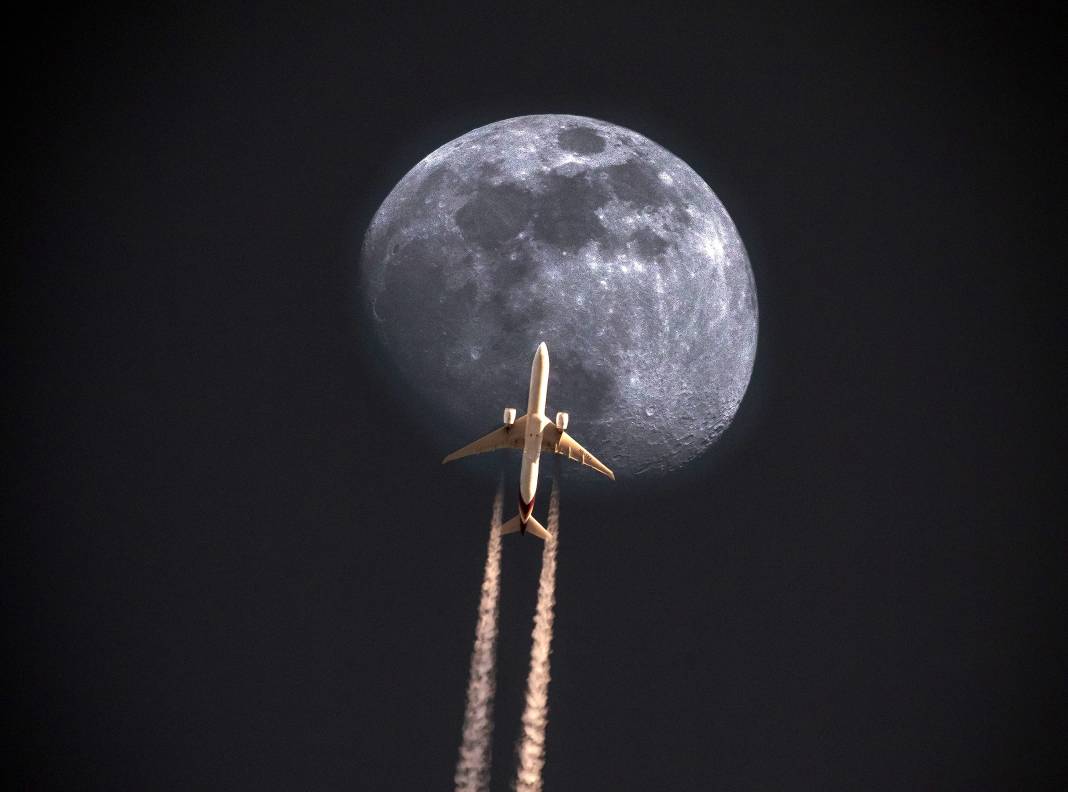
{"left": 442, "top": 415, "right": 527, "bottom": 464}
{"left": 541, "top": 425, "right": 615, "bottom": 480}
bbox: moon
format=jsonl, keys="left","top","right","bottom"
{"left": 359, "top": 114, "right": 757, "bottom": 479}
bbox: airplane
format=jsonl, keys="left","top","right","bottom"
{"left": 442, "top": 342, "right": 614, "bottom": 541}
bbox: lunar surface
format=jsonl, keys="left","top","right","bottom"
{"left": 359, "top": 115, "right": 757, "bottom": 478}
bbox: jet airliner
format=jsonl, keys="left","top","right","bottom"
{"left": 443, "top": 342, "right": 614, "bottom": 540}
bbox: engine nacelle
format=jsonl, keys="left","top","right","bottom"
{"left": 503, "top": 407, "right": 517, "bottom": 426}
{"left": 555, "top": 411, "right": 569, "bottom": 431}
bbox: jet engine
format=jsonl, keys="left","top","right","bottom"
{"left": 555, "top": 411, "right": 569, "bottom": 430}
{"left": 503, "top": 407, "right": 517, "bottom": 426}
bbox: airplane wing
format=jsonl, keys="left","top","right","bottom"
{"left": 541, "top": 425, "right": 615, "bottom": 480}
{"left": 442, "top": 415, "right": 527, "bottom": 464}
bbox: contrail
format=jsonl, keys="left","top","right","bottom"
{"left": 454, "top": 477, "right": 505, "bottom": 792}
{"left": 515, "top": 476, "right": 560, "bottom": 792}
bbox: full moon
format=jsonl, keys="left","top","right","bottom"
{"left": 359, "top": 115, "right": 757, "bottom": 478}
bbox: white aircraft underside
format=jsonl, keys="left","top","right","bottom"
{"left": 442, "top": 342, "right": 614, "bottom": 541}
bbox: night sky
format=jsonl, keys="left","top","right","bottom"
{"left": 9, "top": 4, "right": 1065, "bottom": 789}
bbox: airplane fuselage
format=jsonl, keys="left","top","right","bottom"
{"left": 518, "top": 343, "right": 550, "bottom": 529}
{"left": 441, "top": 340, "right": 613, "bottom": 541}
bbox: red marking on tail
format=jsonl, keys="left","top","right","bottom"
{"left": 517, "top": 489, "right": 535, "bottom": 523}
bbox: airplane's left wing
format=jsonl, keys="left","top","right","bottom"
{"left": 442, "top": 415, "right": 527, "bottom": 464}
{"left": 541, "top": 425, "right": 615, "bottom": 480}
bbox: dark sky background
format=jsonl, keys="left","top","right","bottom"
{"left": 9, "top": 3, "right": 1066, "bottom": 790}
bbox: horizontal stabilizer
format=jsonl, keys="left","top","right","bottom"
{"left": 499, "top": 513, "right": 551, "bottom": 541}
{"left": 524, "top": 514, "right": 551, "bottom": 541}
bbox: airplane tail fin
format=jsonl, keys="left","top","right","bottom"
{"left": 525, "top": 515, "right": 551, "bottom": 541}
{"left": 499, "top": 513, "right": 551, "bottom": 542}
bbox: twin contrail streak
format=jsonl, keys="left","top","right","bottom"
{"left": 454, "top": 478, "right": 505, "bottom": 792}
{"left": 515, "top": 477, "right": 560, "bottom": 792}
